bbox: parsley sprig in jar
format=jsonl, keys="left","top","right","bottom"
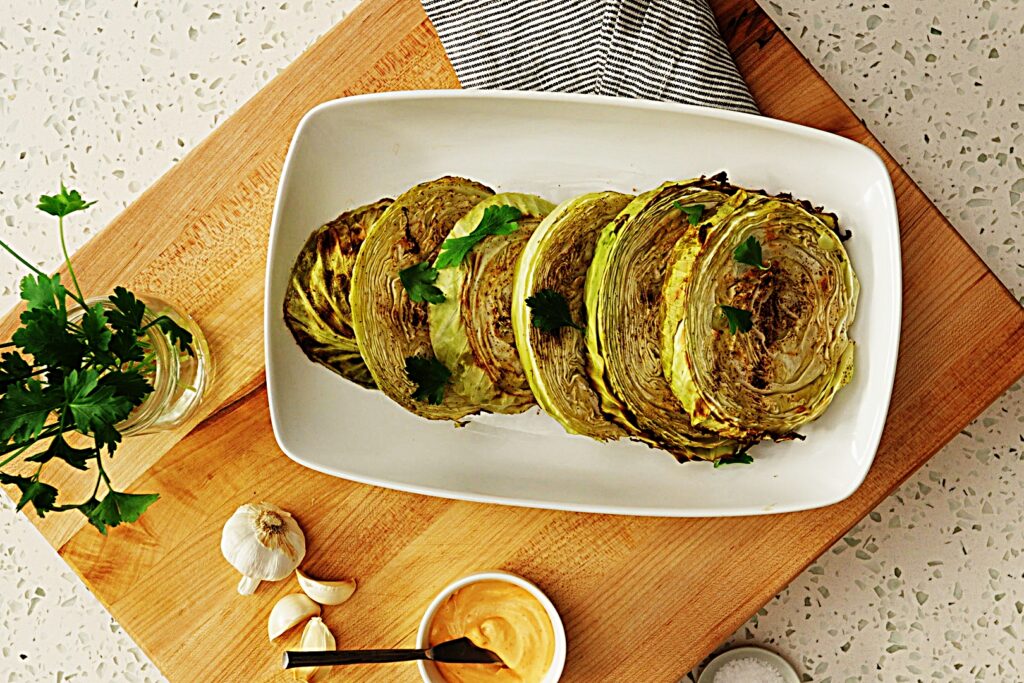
{"left": 0, "top": 183, "right": 211, "bottom": 533}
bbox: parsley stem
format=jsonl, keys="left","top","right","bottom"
{"left": 52, "top": 501, "right": 91, "bottom": 513}
{"left": 58, "top": 215, "right": 87, "bottom": 305}
{"left": 0, "top": 439, "right": 37, "bottom": 469}
{"left": 138, "top": 314, "right": 172, "bottom": 332}
{"left": 0, "top": 236, "right": 90, "bottom": 309}
{"left": 0, "top": 426, "right": 71, "bottom": 458}
{"left": 95, "top": 452, "right": 111, "bottom": 486}
{"left": 0, "top": 238, "right": 46, "bottom": 276}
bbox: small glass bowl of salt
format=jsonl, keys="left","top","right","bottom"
{"left": 697, "top": 646, "right": 799, "bottom": 683}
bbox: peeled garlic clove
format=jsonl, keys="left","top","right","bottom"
{"left": 221, "top": 502, "right": 306, "bottom": 595}
{"left": 268, "top": 593, "right": 320, "bottom": 641}
{"left": 293, "top": 617, "right": 336, "bottom": 681}
{"left": 295, "top": 568, "right": 357, "bottom": 606}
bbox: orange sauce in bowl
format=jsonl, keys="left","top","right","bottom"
{"left": 428, "top": 580, "right": 556, "bottom": 683}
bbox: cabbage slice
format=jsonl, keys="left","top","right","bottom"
{"left": 584, "top": 177, "right": 741, "bottom": 461}
{"left": 663, "top": 189, "right": 859, "bottom": 441}
{"left": 350, "top": 177, "right": 493, "bottom": 419}
{"left": 512, "top": 191, "right": 633, "bottom": 439}
{"left": 429, "top": 193, "right": 555, "bottom": 414}
{"left": 283, "top": 199, "right": 392, "bottom": 388}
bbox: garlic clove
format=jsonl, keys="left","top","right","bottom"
{"left": 221, "top": 502, "right": 306, "bottom": 596}
{"left": 292, "top": 617, "right": 336, "bottom": 681}
{"left": 268, "top": 593, "right": 320, "bottom": 641}
{"left": 295, "top": 568, "right": 357, "bottom": 606}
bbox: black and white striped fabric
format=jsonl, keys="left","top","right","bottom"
{"left": 421, "top": 0, "right": 758, "bottom": 115}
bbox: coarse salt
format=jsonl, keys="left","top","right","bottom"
{"left": 711, "top": 656, "right": 786, "bottom": 683}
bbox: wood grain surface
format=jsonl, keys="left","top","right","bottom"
{"left": 4, "top": 0, "right": 1023, "bottom": 680}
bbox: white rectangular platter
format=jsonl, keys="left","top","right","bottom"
{"left": 265, "top": 90, "right": 901, "bottom": 517}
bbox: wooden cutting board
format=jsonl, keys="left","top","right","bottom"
{"left": 4, "top": 0, "right": 1023, "bottom": 680}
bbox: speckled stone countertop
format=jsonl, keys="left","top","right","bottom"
{"left": 1, "top": 1, "right": 1021, "bottom": 681}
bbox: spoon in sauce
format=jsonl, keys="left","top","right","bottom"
{"left": 283, "top": 637, "right": 503, "bottom": 669}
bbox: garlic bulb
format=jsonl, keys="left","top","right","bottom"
{"left": 295, "top": 568, "right": 357, "bottom": 606}
{"left": 293, "top": 617, "right": 336, "bottom": 681}
{"left": 221, "top": 502, "right": 306, "bottom": 595}
{"left": 268, "top": 593, "right": 321, "bottom": 641}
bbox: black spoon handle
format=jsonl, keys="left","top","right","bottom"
{"left": 283, "top": 648, "right": 427, "bottom": 668}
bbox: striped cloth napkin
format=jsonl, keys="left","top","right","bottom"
{"left": 420, "top": 0, "right": 758, "bottom": 115}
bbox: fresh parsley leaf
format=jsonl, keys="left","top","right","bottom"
{"left": 64, "top": 369, "right": 133, "bottom": 437}
{"left": 719, "top": 305, "right": 753, "bottom": 334}
{"left": 672, "top": 201, "right": 705, "bottom": 226}
{"left": 26, "top": 434, "right": 96, "bottom": 471}
{"left": 20, "top": 273, "right": 66, "bottom": 312}
{"left": 37, "top": 183, "right": 96, "bottom": 218}
{"left": 526, "top": 289, "right": 583, "bottom": 333}
{"left": 18, "top": 480, "right": 58, "bottom": 514}
{"left": 0, "top": 379, "right": 59, "bottom": 443}
{"left": 713, "top": 453, "right": 754, "bottom": 468}
{"left": 153, "top": 316, "right": 195, "bottom": 356}
{"left": 98, "top": 369, "right": 152, "bottom": 408}
{"left": 0, "top": 473, "right": 60, "bottom": 516}
{"left": 733, "top": 236, "right": 769, "bottom": 270}
{"left": 81, "top": 304, "right": 112, "bottom": 353}
{"left": 434, "top": 205, "right": 521, "bottom": 269}
{"left": 399, "top": 261, "right": 445, "bottom": 304}
{"left": 405, "top": 355, "right": 450, "bottom": 405}
{"left": 106, "top": 287, "right": 146, "bottom": 332}
{"left": 14, "top": 306, "right": 86, "bottom": 369}
{"left": 108, "top": 329, "right": 145, "bottom": 363}
{"left": 86, "top": 490, "right": 159, "bottom": 535}
{"left": 0, "top": 352, "right": 33, "bottom": 392}
{"left": 91, "top": 422, "right": 123, "bottom": 453}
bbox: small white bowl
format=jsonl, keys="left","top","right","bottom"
{"left": 416, "top": 571, "right": 567, "bottom": 683}
{"left": 697, "top": 646, "right": 799, "bottom": 683}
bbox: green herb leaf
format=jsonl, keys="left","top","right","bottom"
{"left": 672, "top": 201, "right": 705, "bottom": 226}
{"left": 26, "top": 435, "right": 97, "bottom": 471}
{"left": 106, "top": 287, "right": 146, "bottom": 332}
{"left": 108, "top": 330, "right": 145, "bottom": 363}
{"left": 91, "top": 422, "right": 123, "bottom": 453}
{"left": 37, "top": 183, "right": 96, "bottom": 218}
{"left": 0, "top": 473, "right": 60, "bottom": 515}
{"left": 86, "top": 490, "right": 159, "bottom": 535}
{"left": 20, "top": 273, "right": 65, "bottom": 312}
{"left": 405, "top": 355, "right": 450, "bottom": 405}
{"left": 719, "top": 305, "right": 754, "bottom": 334}
{"left": 434, "top": 205, "right": 521, "bottom": 269}
{"left": 19, "top": 480, "right": 58, "bottom": 515}
{"left": 399, "top": 261, "right": 446, "bottom": 304}
{"left": 13, "top": 306, "right": 86, "bottom": 369}
{"left": 526, "top": 289, "right": 583, "bottom": 333}
{"left": 733, "top": 236, "right": 768, "bottom": 270}
{"left": 81, "top": 304, "right": 112, "bottom": 353}
{"left": 64, "top": 369, "right": 133, "bottom": 437}
{"left": 98, "top": 369, "right": 152, "bottom": 408}
{"left": 152, "top": 316, "right": 195, "bottom": 357}
{"left": 0, "top": 352, "right": 33, "bottom": 392}
{"left": 0, "top": 379, "right": 59, "bottom": 443}
{"left": 713, "top": 453, "right": 754, "bottom": 468}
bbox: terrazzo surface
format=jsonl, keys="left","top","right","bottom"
{"left": 0, "top": 1, "right": 1021, "bottom": 681}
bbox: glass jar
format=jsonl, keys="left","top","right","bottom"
{"left": 69, "top": 294, "right": 212, "bottom": 435}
